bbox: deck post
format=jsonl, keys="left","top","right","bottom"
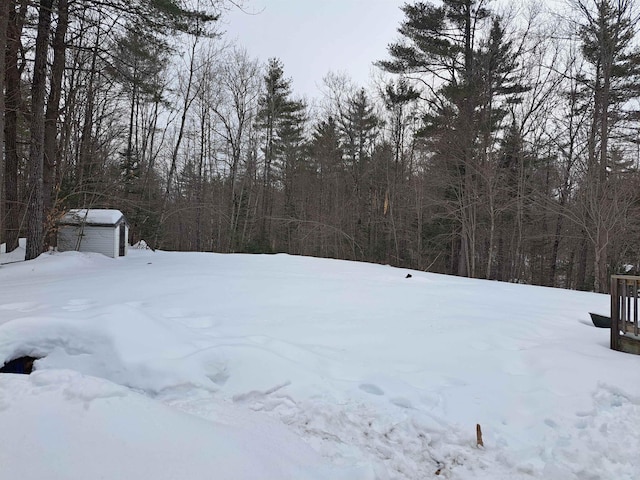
{"left": 610, "top": 276, "right": 619, "bottom": 351}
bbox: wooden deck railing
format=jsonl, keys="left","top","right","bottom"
{"left": 610, "top": 275, "right": 640, "bottom": 354}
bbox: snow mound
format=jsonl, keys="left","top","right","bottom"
{"left": 0, "top": 369, "right": 361, "bottom": 480}
{"left": 0, "top": 238, "right": 26, "bottom": 264}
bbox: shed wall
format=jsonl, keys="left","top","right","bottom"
{"left": 58, "top": 225, "right": 118, "bottom": 258}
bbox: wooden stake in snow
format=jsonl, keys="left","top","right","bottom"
{"left": 476, "top": 423, "right": 484, "bottom": 448}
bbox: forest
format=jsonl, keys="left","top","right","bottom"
{"left": 1, "top": 0, "right": 640, "bottom": 293}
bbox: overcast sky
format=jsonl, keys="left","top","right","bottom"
{"left": 222, "top": 0, "right": 406, "bottom": 100}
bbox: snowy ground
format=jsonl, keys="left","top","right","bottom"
{"left": 0, "top": 248, "right": 639, "bottom": 479}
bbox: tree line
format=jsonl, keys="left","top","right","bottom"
{"left": 1, "top": 0, "right": 640, "bottom": 293}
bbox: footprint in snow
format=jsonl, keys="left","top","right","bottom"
{"left": 359, "top": 383, "right": 385, "bottom": 396}
{"left": 162, "top": 308, "right": 187, "bottom": 319}
{"left": 124, "top": 301, "right": 145, "bottom": 308}
{"left": 390, "top": 397, "right": 413, "bottom": 409}
{"left": 62, "top": 299, "right": 95, "bottom": 312}
{"left": 176, "top": 316, "right": 216, "bottom": 329}
{"left": 0, "top": 302, "right": 42, "bottom": 312}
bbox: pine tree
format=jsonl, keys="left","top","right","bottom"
{"left": 0, "top": 1, "right": 7, "bottom": 247}
{"left": 3, "top": 0, "right": 26, "bottom": 253}
{"left": 338, "top": 89, "right": 379, "bottom": 187}
{"left": 336, "top": 88, "right": 380, "bottom": 258}
{"left": 25, "top": 0, "right": 54, "bottom": 261}
{"left": 379, "top": 0, "right": 491, "bottom": 276}
{"left": 379, "top": 1, "right": 527, "bottom": 278}
{"left": 110, "top": 25, "right": 168, "bottom": 190}
{"left": 571, "top": 0, "right": 640, "bottom": 291}
{"left": 307, "top": 117, "right": 346, "bottom": 256}
{"left": 382, "top": 77, "right": 420, "bottom": 179}
{"left": 255, "top": 58, "right": 306, "bottom": 248}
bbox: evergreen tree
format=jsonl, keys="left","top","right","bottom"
{"left": 307, "top": 116, "right": 348, "bottom": 256}
{"left": 382, "top": 77, "right": 420, "bottom": 178}
{"left": 255, "top": 58, "right": 306, "bottom": 248}
{"left": 0, "top": 1, "right": 6, "bottom": 246}
{"left": 25, "top": 0, "right": 54, "bottom": 261}
{"left": 380, "top": 1, "right": 526, "bottom": 278}
{"left": 3, "top": 0, "right": 26, "bottom": 252}
{"left": 110, "top": 25, "right": 168, "bottom": 189}
{"left": 474, "top": 17, "right": 528, "bottom": 156}
{"left": 572, "top": 0, "right": 640, "bottom": 291}
{"left": 338, "top": 89, "right": 379, "bottom": 187}
{"left": 337, "top": 88, "right": 380, "bottom": 258}
{"left": 379, "top": 0, "right": 491, "bottom": 276}
{"left": 310, "top": 116, "right": 343, "bottom": 180}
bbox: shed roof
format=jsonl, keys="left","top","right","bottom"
{"left": 60, "top": 209, "right": 126, "bottom": 226}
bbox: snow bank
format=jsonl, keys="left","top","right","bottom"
{"left": 0, "top": 237, "right": 26, "bottom": 264}
{"left": 0, "top": 370, "right": 359, "bottom": 480}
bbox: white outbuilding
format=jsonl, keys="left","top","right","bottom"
{"left": 57, "top": 209, "right": 129, "bottom": 258}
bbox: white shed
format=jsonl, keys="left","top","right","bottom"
{"left": 58, "top": 209, "right": 129, "bottom": 258}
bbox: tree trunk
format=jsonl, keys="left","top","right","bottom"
{"left": 26, "top": 0, "right": 53, "bottom": 260}
{"left": 43, "top": 0, "right": 68, "bottom": 246}
{"left": 457, "top": 0, "right": 476, "bottom": 279}
{"left": 3, "top": 0, "right": 25, "bottom": 252}
{"left": 486, "top": 193, "right": 496, "bottom": 280}
{"left": 78, "top": 30, "right": 100, "bottom": 192}
{"left": 548, "top": 213, "right": 564, "bottom": 287}
{"left": 576, "top": 231, "right": 588, "bottom": 291}
{"left": 594, "top": 228, "right": 609, "bottom": 293}
{"left": 0, "top": 0, "right": 8, "bottom": 245}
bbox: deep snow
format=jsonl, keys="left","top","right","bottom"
{"left": 0, "top": 248, "right": 639, "bottom": 479}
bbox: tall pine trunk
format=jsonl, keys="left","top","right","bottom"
{"left": 3, "top": 0, "right": 25, "bottom": 252}
{"left": 43, "top": 0, "right": 68, "bottom": 246}
{"left": 25, "top": 0, "right": 53, "bottom": 260}
{"left": 0, "top": 1, "right": 8, "bottom": 245}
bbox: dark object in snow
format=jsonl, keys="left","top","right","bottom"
{"left": 476, "top": 423, "right": 484, "bottom": 448}
{"left": 0, "top": 356, "right": 38, "bottom": 374}
{"left": 405, "top": 274, "right": 412, "bottom": 278}
{"left": 589, "top": 312, "right": 611, "bottom": 328}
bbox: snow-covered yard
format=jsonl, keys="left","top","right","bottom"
{"left": 0, "top": 249, "right": 639, "bottom": 479}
